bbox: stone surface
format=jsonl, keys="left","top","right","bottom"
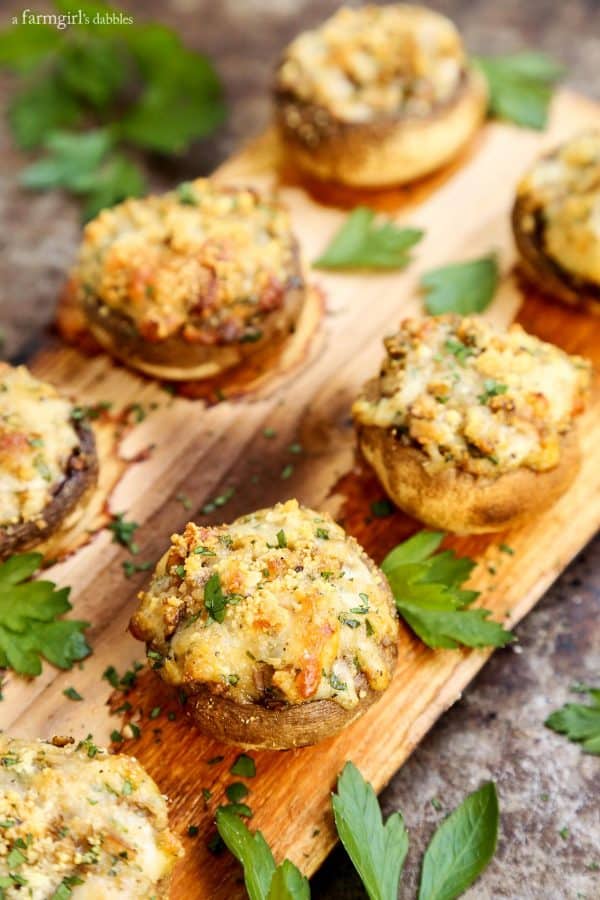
{"left": 0, "top": 1, "right": 598, "bottom": 897}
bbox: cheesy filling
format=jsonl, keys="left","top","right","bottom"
{"left": 131, "top": 500, "right": 398, "bottom": 710}
{"left": 517, "top": 131, "right": 600, "bottom": 284}
{"left": 0, "top": 736, "right": 183, "bottom": 899}
{"left": 277, "top": 4, "right": 465, "bottom": 123}
{"left": 0, "top": 365, "right": 80, "bottom": 526}
{"left": 72, "top": 180, "right": 299, "bottom": 342}
{"left": 352, "top": 316, "right": 590, "bottom": 477}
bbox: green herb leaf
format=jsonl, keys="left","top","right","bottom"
{"left": 9, "top": 77, "right": 82, "bottom": 150}
{"left": 0, "top": 23, "right": 62, "bottom": 73}
{"left": 216, "top": 808, "right": 309, "bottom": 900}
{"left": 473, "top": 52, "right": 564, "bottom": 130}
{"left": 418, "top": 782, "right": 499, "bottom": 900}
{"left": 314, "top": 207, "right": 423, "bottom": 270}
{"left": 215, "top": 807, "right": 276, "bottom": 900}
{"left": 230, "top": 754, "right": 256, "bottom": 778}
{"left": 267, "top": 859, "right": 310, "bottom": 900}
{"left": 381, "top": 532, "right": 512, "bottom": 649}
{"left": 545, "top": 686, "right": 600, "bottom": 755}
{"left": 332, "top": 761, "right": 408, "bottom": 900}
{"left": 0, "top": 553, "right": 90, "bottom": 676}
{"left": 421, "top": 256, "right": 498, "bottom": 316}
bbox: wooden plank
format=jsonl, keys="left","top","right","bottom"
{"left": 1, "top": 90, "right": 599, "bottom": 898}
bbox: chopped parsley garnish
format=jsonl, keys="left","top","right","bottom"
{"left": 339, "top": 615, "right": 360, "bottom": 629}
{"left": 230, "top": 754, "right": 256, "bottom": 778}
{"left": 370, "top": 498, "right": 394, "bottom": 518}
{"left": 263, "top": 427, "right": 277, "bottom": 438}
{"left": 478, "top": 379, "right": 508, "bottom": 404}
{"left": 194, "top": 546, "right": 217, "bottom": 556}
{"left": 188, "top": 824, "right": 200, "bottom": 837}
{"left": 204, "top": 573, "right": 238, "bottom": 624}
{"left": 177, "top": 182, "right": 197, "bottom": 205}
{"left": 350, "top": 593, "right": 370, "bottom": 615}
{"left": 122, "top": 559, "right": 153, "bottom": 578}
{"left": 226, "top": 782, "right": 250, "bottom": 803}
{"left": 149, "top": 706, "right": 161, "bottom": 719}
{"left": 126, "top": 402, "right": 146, "bottom": 423}
{"left": 63, "top": 686, "right": 83, "bottom": 702}
{"left": 280, "top": 463, "right": 294, "bottom": 480}
{"left": 176, "top": 492, "right": 193, "bottom": 511}
{"left": 329, "top": 673, "right": 347, "bottom": 691}
{"left": 108, "top": 513, "right": 139, "bottom": 554}
{"left": 444, "top": 337, "right": 476, "bottom": 365}
{"left": 288, "top": 442, "right": 303, "bottom": 455}
{"left": 499, "top": 543, "right": 515, "bottom": 555}
{"left": 110, "top": 730, "right": 124, "bottom": 744}
{"left": 316, "top": 528, "right": 329, "bottom": 540}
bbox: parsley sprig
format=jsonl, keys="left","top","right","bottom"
{"left": 216, "top": 762, "right": 499, "bottom": 900}
{"left": 381, "top": 532, "right": 513, "bottom": 649}
{"left": 421, "top": 255, "right": 499, "bottom": 315}
{"left": 314, "top": 207, "right": 423, "bottom": 271}
{"left": 473, "top": 52, "right": 564, "bottom": 130}
{"left": 0, "top": 2, "right": 224, "bottom": 219}
{"left": 545, "top": 684, "right": 600, "bottom": 755}
{"left": 0, "top": 553, "right": 90, "bottom": 676}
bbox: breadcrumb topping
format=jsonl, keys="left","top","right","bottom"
{"left": 0, "top": 365, "right": 79, "bottom": 526}
{"left": 353, "top": 316, "right": 591, "bottom": 476}
{"left": 0, "top": 736, "right": 183, "bottom": 899}
{"left": 71, "top": 179, "right": 300, "bottom": 343}
{"left": 131, "top": 500, "right": 398, "bottom": 710}
{"left": 277, "top": 4, "right": 465, "bottom": 123}
{"left": 517, "top": 131, "right": 600, "bottom": 285}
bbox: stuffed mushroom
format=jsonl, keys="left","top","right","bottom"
{"left": 274, "top": 4, "right": 487, "bottom": 188}
{"left": 66, "top": 179, "right": 306, "bottom": 380}
{"left": 130, "top": 499, "right": 399, "bottom": 749}
{"left": 353, "top": 316, "right": 591, "bottom": 534}
{"left": 0, "top": 735, "right": 183, "bottom": 898}
{"left": 512, "top": 131, "right": 600, "bottom": 315}
{"left": 0, "top": 364, "right": 98, "bottom": 560}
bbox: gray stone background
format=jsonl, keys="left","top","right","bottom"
{"left": 0, "top": 1, "right": 598, "bottom": 897}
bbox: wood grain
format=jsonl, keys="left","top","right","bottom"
{"left": 1, "top": 90, "right": 599, "bottom": 898}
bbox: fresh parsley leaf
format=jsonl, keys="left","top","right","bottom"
{"left": 314, "top": 207, "right": 423, "bottom": 270}
{"left": 20, "top": 128, "right": 113, "bottom": 190}
{"left": 381, "top": 532, "right": 513, "bottom": 649}
{"left": 9, "top": 76, "right": 82, "bottom": 150}
{"left": 267, "top": 859, "right": 310, "bottom": 900}
{"left": 216, "top": 807, "right": 309, "bottom": 900}
{"left": 0, "top": 23, "right": 62, "bottom": 73}
{"left": 332, "top": 761, "right": 408, "bottom": 900}
{"left": 0, "top": 6, "right": 224, "bottom": 214}
{"left": 421, "top": 255, "right": 498, "bottom": 315}
{"left": 545, "top": 686, "right": 600, "bottom": 755}
{"left": 216, "top": 807, "right": 275, "bottom": 898}
{"left": 473, "top": 52, "right": 564, "bottom": 130}
{"left": 418, "top": 782, "right": 499, "bottom": 900}
{"left": 0, "top": 553, "right": 91, "bottom": 676}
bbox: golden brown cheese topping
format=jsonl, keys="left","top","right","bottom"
{"left": 70, "top": 180, "right": 300, "bottom": 343}
{"left": 0, "top": 736, "right": 183, "bottom": 899}
{"left": 276, "top": 4, "right": 465, "bottom": 123}
{"left": 0, "top": 365, "right": 80, "bottom": 526}
{"left": 131, "top": 500, "right": 398, "bottom": 711}
{"left": 353, "top": 316, "right": 591, "bottom": 477}
{"left": 516, "top": 131, "right": 600, "bottom": 284}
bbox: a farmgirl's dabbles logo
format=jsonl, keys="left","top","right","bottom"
{"left": 13, "top": 8, "right": 134, "bottom": 29}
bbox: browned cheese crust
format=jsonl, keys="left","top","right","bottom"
{"left": 274, "top": 5, "right": 487, "bottom": 187}
{"left": 68, "top": 180, "right": 306, "bottom": 380}
{"left": 352, "top": 316, "right": 591, "bottom": 534}
{"left": 130, "top": 500, "right": 399, "bottom": 749}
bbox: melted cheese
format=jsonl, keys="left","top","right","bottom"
{"left": 0, "top": 365, "right": 79, "bottom": 526}
{"left": 352, "top": 316, "right": 591, "bottom": 476}
{"left": 71, "top": 180, "right": 299, "bottom": 342}
{"left": 131, "top": 500, "right": 398, "bottom": 710}
{"left": 517, "top": 131, "right": 600, "bottom": 284}
{"left": 277, "top": 4, "right": 465, "bottom": 122}
{"left": 0, "top": 736, "right": 183, "bottom": 899}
